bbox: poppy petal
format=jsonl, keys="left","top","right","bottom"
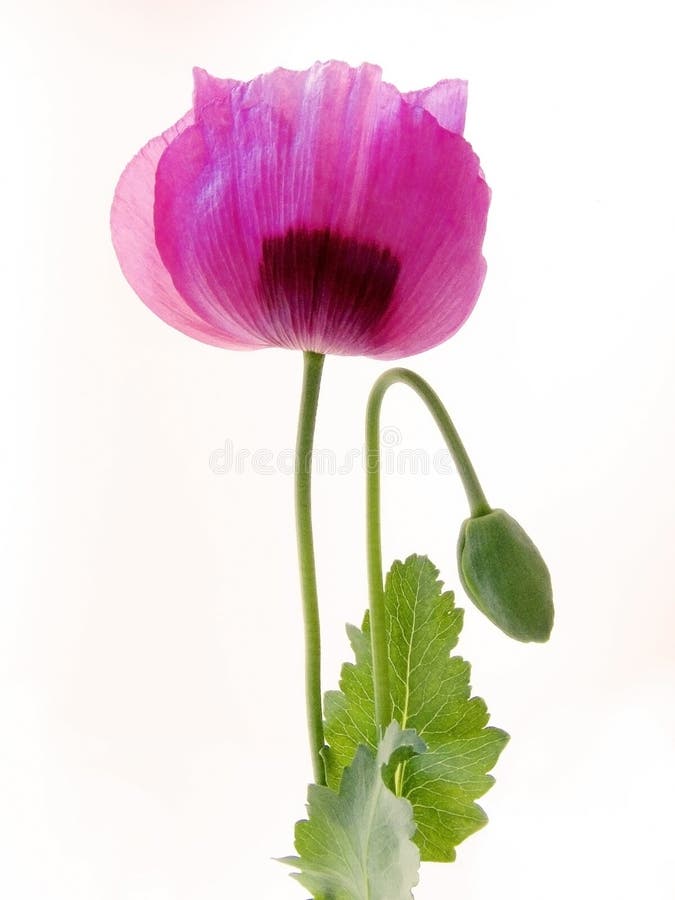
{"left": 111, "top": 112, "right": 259, "bottom": 348}
{"left": 156, "top": 63, "right": 407, "bottom": 353}
{"left": 147, "top": 62, "right": 489, "bottom": 358}
{"left": 403, "top": 79, "right": 468, "bottom": 135}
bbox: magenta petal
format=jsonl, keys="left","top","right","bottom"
{"left": 356, "top": 103, "right": 488, "bottom": 358}
{"left": 111, "top": 113, "right": 259, "bottom": 348}
{"left": 193, "top": 64, "right": 312, "bottom": 122}
{"left": 115, "top": 61, "right": 489, "bottom": 359}
{"left": 153, "top": 105, "right": 298, "bottom": 346}
{"left": 191, "top": 67, "right": 239, "bottom": 110}
{"left": 156, "top": 63, "right": 412, "bottom": 354}
{"left": 403, "top": 79, "right": 468, "bottom": 135}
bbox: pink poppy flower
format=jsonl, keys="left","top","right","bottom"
{"left": 111, "top": 61, "right": 490, "bottom": 359}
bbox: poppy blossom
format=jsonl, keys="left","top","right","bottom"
{"left": 111, "top": 61, "right": 490, "bottom": 358}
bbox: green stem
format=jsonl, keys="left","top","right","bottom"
{"left": 366, "top": 367, "right": 491, "bottom": 734}
{"left": 295, "top": 351, "right": 327, "bottom": 786}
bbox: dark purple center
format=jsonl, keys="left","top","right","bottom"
{"left": 257, "top": 227, "right": 400, "bottom": 351}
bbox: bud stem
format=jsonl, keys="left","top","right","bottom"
{"left": 366, "top": 368, "right": 491, "bottom": 734}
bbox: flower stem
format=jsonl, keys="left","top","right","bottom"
{"left": 366, "top": 367, "right": 491, "bottom": 734}
{"left": 295, "top": 350, "right": 327, "bottom": 786}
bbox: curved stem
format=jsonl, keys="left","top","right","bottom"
{"left": 366, "top": 367, "right": 491, "bottom": 734}
{"left": 295, "top": 350, "right": 327, "bottom": 786}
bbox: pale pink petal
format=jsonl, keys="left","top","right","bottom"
{"left": 111, "top": 113, "right": 260, "bottom": 348}
{"left": 403, "top": 79, "right": 468, "bottom": 135}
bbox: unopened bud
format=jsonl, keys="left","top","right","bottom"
{"left": 457, "top": 508, "right": 554, "bottom": 642}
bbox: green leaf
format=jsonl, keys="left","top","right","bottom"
{"left": 283, "top": 722, "right": 425, "bottom": 900}
{"left": 324, "top": 554, "right": 509, "bottom": 862}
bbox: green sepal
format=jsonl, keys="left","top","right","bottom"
{"left": 457, "top": 508, "right": 554, "bottom": 642}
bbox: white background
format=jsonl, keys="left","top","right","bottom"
{"left": 2, "top": 0, "right": 674, "bottom": 897}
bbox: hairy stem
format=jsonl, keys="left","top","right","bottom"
{"left": 295, "top": 351, "right": 327, "bottom": 785}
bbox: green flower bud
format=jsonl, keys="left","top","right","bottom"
{"left": 457, "top": 508, "right": 554, "bottom": 643}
